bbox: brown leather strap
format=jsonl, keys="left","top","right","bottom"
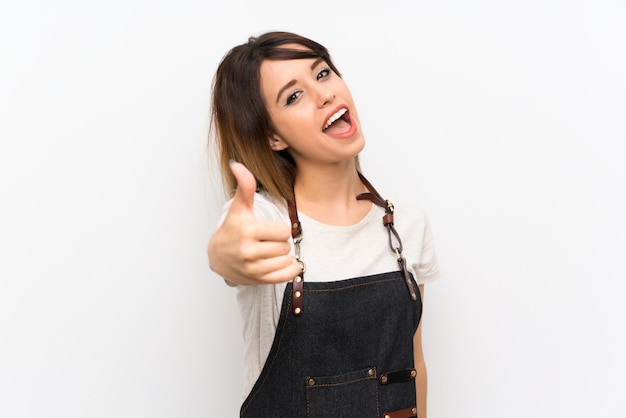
{"left": 383, "top": 406, "right": 418, "bottom": 418}
{"left": 356, "top": 172, "right": 387, "bottom": 209}
{"left": 287, "top": 198, "right": 302, "bottom": 239}
{"left": 292, "top": 273, "right": 304, "bottom": 316}
{"left": 287, "top": 199, "right": 304, "bottom": 316}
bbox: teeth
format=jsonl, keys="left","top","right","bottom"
{"left": 323, "top": 108, "right": 347, "bottom": 130}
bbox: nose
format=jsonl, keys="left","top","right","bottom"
{"left": 316, "top": 85, "right": 335, "bottom": 108}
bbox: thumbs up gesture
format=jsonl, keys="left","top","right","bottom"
{"left": 207, "top": 162, "right": 302, "bottom": 285}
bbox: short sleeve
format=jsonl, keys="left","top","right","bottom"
{"left": 413, "top": 213, "right": 440, "bottom": 284}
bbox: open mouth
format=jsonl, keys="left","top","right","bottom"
{"left": 322, "top": 107, "right": 352, "bottom": 135}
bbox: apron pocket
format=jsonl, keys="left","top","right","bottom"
{"left": 305, "top": 366, "right": 379, "bottom": 418}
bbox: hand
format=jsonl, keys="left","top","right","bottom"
{"left": 207, "top": 161, "right": 302, "bottom": 285}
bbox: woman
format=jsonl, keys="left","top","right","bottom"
{"left": 208, "top": 32, "right": 439, "bottom": 417}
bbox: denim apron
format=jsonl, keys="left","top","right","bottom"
{"left": 240, "top": 175, "right": 423, "bottom": 418}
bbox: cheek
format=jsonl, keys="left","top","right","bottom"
{"left": 281, "top": 110, "right": 314, "bottom": 133}
{"left": 270, "top": 114, "right": 290, "bottom": 136}
{"left": 342, "top": 86, "right": 355, "bottom": 104}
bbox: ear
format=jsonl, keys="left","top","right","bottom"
{"left": 269, "top": 133, "right": 289, "bottom": 151}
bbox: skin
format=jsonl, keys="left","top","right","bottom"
{"left": 207, "top": 46, "right": 428, "bottom": 416}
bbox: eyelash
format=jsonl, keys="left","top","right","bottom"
{"left": 317, "top": 68, "right": 331, "bottom": 80}
{"left": 284, "top": 67, "right": 332, "bottom": 106}
{"left": 285, "top": 91, "right": 302, "bottom": 106}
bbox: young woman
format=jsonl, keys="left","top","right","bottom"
{"left": 208, "top": 32, "right": 439, "bottom": 418}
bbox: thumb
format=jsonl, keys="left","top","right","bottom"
{"left": 228, "top": 160, "right": 258, "bottom": 215}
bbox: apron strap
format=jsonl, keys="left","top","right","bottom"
{"left": 356, "top": 173, "right": 418, "bottom": 301}
{"left": 287, "top": 198, "right": 304, "bottom": 316}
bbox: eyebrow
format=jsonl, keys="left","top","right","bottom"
{"left": 275, "top": 58, "right": 326, "bottom": 104}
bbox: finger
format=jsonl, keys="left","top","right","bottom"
{"left": 228, "top": 160, "right": 257, "bottom": 215}
{"left": 241, "top": 240, "right": 292, "bottom": 261}
{"left": 250, "top": 221, "right": 292, "bottom": 242}
{"left": 256, "top": 257, "right": 304, "bottom": 284}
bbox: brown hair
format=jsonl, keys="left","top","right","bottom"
{"left": 210, "top": 32, "right": 342, "bottom": 202}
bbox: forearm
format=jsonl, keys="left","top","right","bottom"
{"left": 413, "top": 284, "right": 427, "bottom": 417}
{"left": 415, "top": 359, "right": 427, "bottom": 418}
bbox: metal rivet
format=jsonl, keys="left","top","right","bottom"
{"left": 295, "top": 290, "right": 301, "bottom": 298}
{"left": 411, "top": 369, "right": 417, "bottom": 378}
{"left": 295, "top": 276, "right": 302, "bottom": 283}
{"left": 368, "top": 368, "right": 375, "bottom": 376}
{"left": 308, "top": 378, "right": 315, "bottom": 386}
{"left": 385, "top": 415, "right": 391, "bottom": 418}
{"left": 381, "top": 375, "right": 388, "bottom": 384}
{"left": 412, "top": 407, "right": 417, "bottom": 415}
{"left": 293, "top": 222, "right": 299, "bottom": 229}
{"left": 294, "top": 307, "right": 301, "bottom": 315}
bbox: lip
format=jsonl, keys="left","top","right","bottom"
{"left": 322, "top": 105, "right": 358, "bottom": 139}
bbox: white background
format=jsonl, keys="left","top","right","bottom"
{"left": 2, "top": 1, "right": 625, "bottom": 417}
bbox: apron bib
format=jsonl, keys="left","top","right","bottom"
{"left": 240, "top": 272, "right": 422, "bottom": 417}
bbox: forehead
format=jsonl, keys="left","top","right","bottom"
{"left": 260, "top": 43, "right": 319, "bottom": 81}
{"left": 260, "top": 57, "right": 319, "bottom": 82}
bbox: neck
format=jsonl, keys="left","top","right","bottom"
{"left": 293, "top": 160, "right": 371, "bottom": 226}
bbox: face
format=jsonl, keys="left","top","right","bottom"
{"left": 259, "top": 46, "right": 364, "bottom": 170}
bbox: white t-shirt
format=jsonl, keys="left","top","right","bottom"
{"left": 220, "top": 191, "right": 440, "bottom": 400}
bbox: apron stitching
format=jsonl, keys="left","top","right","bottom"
{"left": 306, "top": 384, "right": 310, "bottom": 418}
{"left": 375, "top": 373, "right": 381, "bottom": 417}
{"left": 306, "top": 276, "right": 403, "bottom": 293}
{"left": 305, "top": 375, "right": 377, "bottom": 388}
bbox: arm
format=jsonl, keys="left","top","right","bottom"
{"left": 414, "top": 284, "right": 427, "bottom": 418}
{"left": 207, "top": 162, "right": 302, "bottom": 285}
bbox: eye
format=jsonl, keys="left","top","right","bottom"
{"left": 317, "top": 68, "right": 331, "bottom": 80}
{"left": 285, "top": 90, "right": 302, "bottom": 106}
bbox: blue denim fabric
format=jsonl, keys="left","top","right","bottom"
{"left": 240, "top": 271, "right": 422, "bottom": 418}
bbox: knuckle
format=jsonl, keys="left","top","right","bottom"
{"left": 277, "top": 242, "right": 290, "bottom": 256}
{"left": 238, "top": 243, "right": 257, "bottom": 261}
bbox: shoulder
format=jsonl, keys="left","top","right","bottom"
{"left": 386, "top": 194, "right": 430, "bottom": 227}
{"left": 252, "top": 192, "right": 289, "bottom": 222}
